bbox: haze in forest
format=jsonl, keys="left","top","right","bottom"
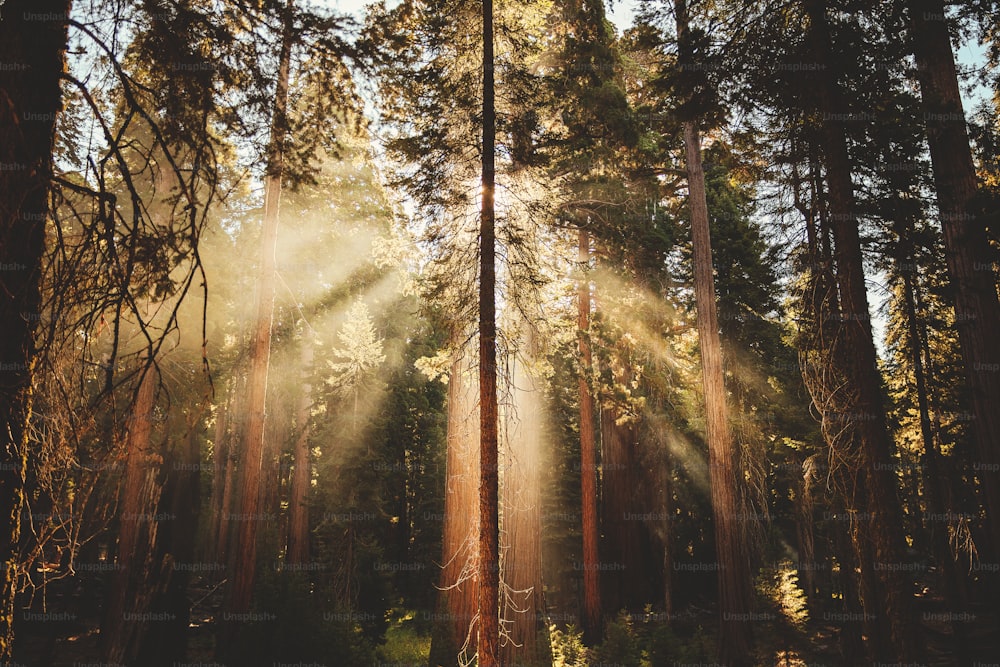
{"left": 2, "top": 1, "right": 1000, "bottom": 666}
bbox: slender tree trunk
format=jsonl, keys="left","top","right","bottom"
{"left": 220, "top": 2, "right": 293, "bottom": 654}
{"left": 214, "top": 367, "right": 246, "bottom": 569}
{"left": 673, "top": 3, "right": 753, "bottom": 661}
{"left": 0, "top": 2, "right": 71, "bottom": 656}
{"left": 795, "top": 457, "right": 817, "bottom": 604}
{"left": 833, "top": 521, "right": 864, "bottom": 663}
{"left": 908, "top": 0, "right": 1000, "bottom": 568}
{"left": 792, "top": 149, "right": 820, "bottom": 608}
{"left": 803, "top": 0, "right": 919, "bottom": 660}
{"left": 681, "top": 118, "right": 754, "bottom": 666}
{"left": 901, "top": 265, "right": 972, "bottom": 661}
{"left": 287, "top": 341, "right": 312, "bottom": 565}
{"left": 207, "top": 388, "right": 229, "bottom": 568}
{"left": 478, "top": 0, "right": 499, "bottom": 661}
{"left": 577, "top": 229, "right": 602, "bottom": 643}
{"left": 100, "top": 366, "right": 161, "bottom": 663}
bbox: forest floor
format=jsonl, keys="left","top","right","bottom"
{"left": 11, "top": 571, "right": 1000, "bottom": 666}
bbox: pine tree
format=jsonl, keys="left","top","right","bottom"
{"left": 907, "top": 0, "right": 1000, "bottom": 569}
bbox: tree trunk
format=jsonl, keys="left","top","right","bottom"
{"left": 674, "top": 2, "right": 753, "bottom": 661}
{"left": 908, "top": 0, "right": 1000, "bottom": 569}
{"left": 803, "top": 0, "right": 919, "bottom": 660}
{"left": 682, "top": 118, "right": 754, "bottom": 666}
{"left": 833, "top": 521, "right": 864, "bottom": 663}
{"left": 428, "top": 355, "right": 481, "bottom": 667}
{"left": 287, "top": 341, "right": 313, "bottom": 565}
{"left": 898, "top": 250, "right": 972, "bottom": 660}
{"left": 213, "top": 367, "right": 245, "bottom": 570}
{"left": 577, "top": 229, "right": 602, "bottom": 643}
{"left": 206, "top": 386, "right": 229, "bottom": 569}
{"left": 220, "top": 2, "right": 293, "bottom": 655}
{"left": 500, "top": 356, "right": 549, "bottom": 666}
{"left": 795, "top": 456, "right": 817, "bottom": 604}
{"left": 477, "top": 0, "right": 500, "bottom": 663}
{"left": 137, "top": 408, "right": 204, "bottom": 666}
{"left": 599, "top": 400, "right": 644, "bottom": 613}
{"left": 0, "top": 1, "right": 71, "bottom": 657}
{"left": 100, "top": 366, "right": 161, "bottom": 663}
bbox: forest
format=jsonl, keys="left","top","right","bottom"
{"left": 2, "top": 0, "right": 1000, "bottom": 665}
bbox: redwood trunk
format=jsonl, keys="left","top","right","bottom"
{"left": 100, "top": 367, "right": 161, "bottom": 663}
{"left": 674, "top": 2, "right": 754, "bottom": 660}
{"left": 682, "top": 119, "right": 754, "bottom": 666}
{"left": 428, "top": 356, "right": 480, "bottom": 667}
{"left": 908, "top": 0, "right": 1000, "bottom": 566}
{"left": 221, "top": 2, "right": 293, "bottom": 653}
{"left": 500, "top": 358, "right": 548, "bottom": 665}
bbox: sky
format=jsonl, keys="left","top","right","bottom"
{"left": 325, "top": 0, "right": 638, "bottom": 31}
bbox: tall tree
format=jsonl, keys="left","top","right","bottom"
{"left": 221, "top": 0, "right": 293, "bottom": 652}
{"left": 673, "top": 1, "right": 754, "bottom": 663}
{"left": 478, "top": 0, "right": 500, "bottom": 664}
{"left": 802, "top": 0, "right": 920, "bottom": 659}
{"left": 908, "top": 0, "right": 1000, "bottom": 566}
{"left": 0, "top": 1, "right": 72, "bottom": 657}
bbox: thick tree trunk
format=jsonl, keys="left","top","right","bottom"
{"left": 286, "top": 341, "right": 313, "bottom": 565}
{"left": 137, "top": 408, "right": 204, "bottom": 667}
{"left": 100, "top": 366, "right": 162, "bottom": 663}
{"left": 478, "top": 0, "right": 500, "bottom": 663}
{"left": 500, "top": 357, "right": 549, "bottom": 666}
{"left": 682, "top": 119, "right": 754, "bottom": 666}
{"left": 428, "top": 356, "right": 481, "bottom": 667}
{"left": 0, "top": 1, "right": 71, "bottom": 657}
{"left": 908, "top": 0, "right": 1000, "bottom": 568}
{"left": 599, "top": 401, "right": 644, "bottom": 612}
{"left": 577, "top": 229, "right": 602, "bottom": 643}
{"left": 803, "top": 0, "right": 919, "bottom": 660}
{"left": 220, "top": 2, "right": 293, "bottom": 653}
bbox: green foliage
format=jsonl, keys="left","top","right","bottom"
{"left": 591, "top": 614, "right": 644, "bottom": 667}
{"left": 549, "top": 624, "right": 589, "bottom": 667}
{"left": 325, "top": 300, "right": 386, "bottom": 401}
{"left": 646, "top": 623, "right": 715, "bottom": 666}
{"left": 546, "top": 612, "right": 722, "bottom": 667}
{"left": 375, "top": 611, "right": 432, "bottom": 665}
